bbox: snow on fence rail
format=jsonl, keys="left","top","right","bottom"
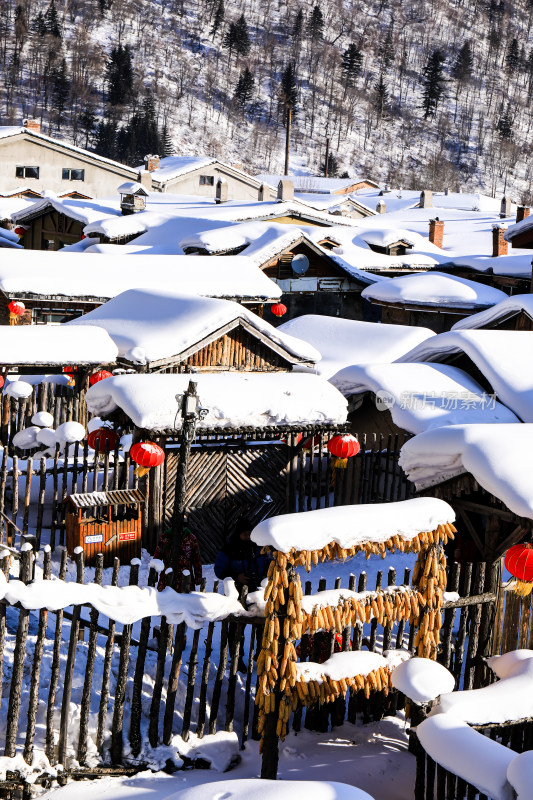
{"left": 0, "top": 546, "right": 498, "bottom": 792}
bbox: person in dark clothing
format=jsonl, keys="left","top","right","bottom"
{"left": 215, "top": 515, "right": 271, "bottom": 673}
{"left": 214, "top": 516, "right": 271, "bottom": 594}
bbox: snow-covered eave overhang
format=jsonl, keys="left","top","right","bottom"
{"left": 115, "top": 316, "right": 318, "bottom": 370}
{"left": 365, "top": 298, "right": 493, "bottom": 314}
{"left": 1, "top": 290, "right": 280, "bottom": 304}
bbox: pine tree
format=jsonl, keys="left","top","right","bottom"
{"left": 106, "top": 44, "right": 136, "bottom": 107}
{"left": 52, "top": 58, "right": 69, "bottom": 129}
{"left": 341, "top": 43, "right": 363, "bottom": 88}
{"left": 497, "top": 103, "right": 514, "bottom": 141}
{"left": 452, "top": 41, "right": 473, "bottom": 83}
{"left": 292, "top": 8, "right": 303, "bottom": 40}
{"left": 281, "top": 62, "right": 298, "bottom": 117}
{"left": 379, "top": 25, "right": 394, "bottom": 72}
{"left": 234, "top": 13, "right": 250, "bottom": 56}
{"left": 322, "top": 152, "right": 339, "bottom": 177}
{"left": 94, "top": 120, "right": 118, "bottom": 159}
{"left": 506, "top": 38, "right": 520, "bottom": 72}
{"left": 422, "top": 49, "right": 445, "bottom": 118}
{"left": 374, "top": 73, "right": 389, "bottom": 119}
{"left": 44, "top": 0, "right": 61, "bottom": 38}
{"left": 210, "top": 0, "right": 224, "bottom": 37}
{"left": 307, "top": 5, "right": 324, "bottom": 42}
{"left": 79, "top": 107, "right": 96, "bottom": 149}
{"left": 32, "top": 10, "right": 47, "bottom": 36}
{"left": 160, "top": 124, "right": 173, "bottom": 157}
{"left": 98, "top": 0, "right": 113, "bottom": 15}
{"left": 234, "top": 67, "right": 254, "bottom": 110}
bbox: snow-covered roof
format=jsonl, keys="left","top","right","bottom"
{"left": 399, "top": 423, "right": 533, "bottom": 520}
{"left": 68, "top": 289, "right": 319, "bottom": 366}
{"left": 357, "top": 228, "right": 415, "bottom": 248}
{"left": 331, "top": 362, "right": 518, "bottom": 432}
{"left": 137, "top": 156, "right": 215, "bottom": 182}
{"left": 0, "top": 324, "right": 117, "bottom": 366}
{"left": 85, "top": 372, "right": 348, "bottom": 431}
{"left": 0, "top": 250, "right": 281, "bottom": 302}
{"left": 293, "top": 193, "right": 375, "bottom": 215}
{"left": 12, "top": 195, "right": 122, "bottom": 227}
{"left": 442, "top": 253, "right": 533, "bottom": 278}
{"left": 173, "top": 780, "right": 375, "bottom": 800}
{"left": 255, "top": 174, "right": 377, "bottom": 194}
{"left": 251, "top": 497, "right": 455, "bottom": 553}
{"left": 452, "top": 294, "right": 533, "bottom": 330}
{"left": 0, "top": 125, "right": 139, "bottom": 176}
{"left": 361, "top": 272, "right": 507, "bottom": 310}
{"left": 396, "top": 330, "right": 533, "bottom": 422}
{"left": 117, "top": 181, "right": 147, "bottom": 195}
{"left": 504, "top": 214, "right": 533, "bottom": 241}
{"left": 277, "top": 316, "right": 434, "bottom": 378}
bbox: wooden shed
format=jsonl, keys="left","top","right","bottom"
{"left": 66, "top": 488, "right": 144, "bottom": 566}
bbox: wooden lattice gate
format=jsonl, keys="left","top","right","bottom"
{"left": 164, "top": 442, "right": 289, "bottom": 562}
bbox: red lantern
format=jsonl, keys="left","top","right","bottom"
{"left": 88, "top": 427, "right": 119, "bottom": 454}
{"left": 327, "top": 434, "right": 360, "bottom": 469}
{"left": 0, "top": 377, "right": 4, "bottom": 390}
{"left": 8, "top": 300, "right": 25, "bottom": 325}
{"left": 271, "top": 302, "right": 287, "bottom": 318}
{"left": 14, "top": 227, "right": 27, "bottom": 237}
{"left": 505, "top": 543, "right": 533, "bottom": 596}
{"left": 89, "top": 370, "right": 113, "bottom": 386}
{"left": 130, "top": 441, "right": 165, "bottom": 477}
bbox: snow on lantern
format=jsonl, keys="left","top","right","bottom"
{"left": 327, "top": 434, "right": 360, "bottom": 469}
{"left": 89, "top": 370, "right": 113, "bottom": 386}
{"left": 505, "top": 543, "right": 533, "bottom": 596}
{"left": 14, "top": 227, "right": 27, "bottom": 237}
{"left": 8, "top": 300, "right": 25, "bottom": 324}
{"left": 130, "top": 441, "right": 165, "bottom": 477}
{"left": 271, "top": 302, "right": 287, "bottom": 318}
{"left": 88, "top": 427, "right": 119, "bottom": 454}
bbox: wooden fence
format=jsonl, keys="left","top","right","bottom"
{"left": 1, "top": 432, "right": 414, "bottom": 558}
{"left": 0, "top": 545, "right": 490, "bottom": 793}
{"left": 1, "top": 382, "right": 87, "bottom": 448}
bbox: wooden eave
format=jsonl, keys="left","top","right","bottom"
{"left": 118, "top": 316, "right": 316, "bottom": 371}
{"left": 509, "top": 229, "right": 533, "bottom": 249}
{"left": 137, "top": 421, "right": 349, "bottom": 437}
{"left": 365, "top": 298, "right": 483, "bottom": 316}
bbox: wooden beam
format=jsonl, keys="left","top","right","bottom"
{"left": 458, "top": 508, "right": 485, "bottom": 556}
{"left": 454, "top": 499, "right": 518, "bottom": 523}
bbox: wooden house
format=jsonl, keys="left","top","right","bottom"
{"left": 85, "top": 372, "right": 348, "bottom": 560}
{"left": 68, "top": 289, "right": 319, "bottom": 373}
{"left": 451, "top": 295, "right": 533, "bottom": 332}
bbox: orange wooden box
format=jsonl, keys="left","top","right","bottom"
{"left": 66, "top": 489, "right": 144, "bottom": 567}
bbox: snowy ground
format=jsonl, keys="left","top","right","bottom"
{"left": 39, "top": 716, "right": 414, "bottom": 800}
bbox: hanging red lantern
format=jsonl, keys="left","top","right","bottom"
{"left": 303, "top": 433, "right": 321, "bottom": 450}
{"left": 89, "top": 370, "right": 113, "bottom": 386}
{"left": 271, "top": 302, "right": 287, "bottom": 318}
{"left": 130, "top": 441, "right": 165, "bottom": 477}
{"left": 0, "top": 377, "right": 4, "bottom": 390}
{"left": 505, "top": 543, "right": 533, "bottom": 596}
{"left": 327, "top": 434, "right": 360, "bottom": 469}
{"left": 88, "top": 427, "right": 119, "bottom": 454}
{"left": 8, "top": 301, "right": 25, "bottom": 326}
{"left": 14, "top": 227, "right": 27, "bottom": 237}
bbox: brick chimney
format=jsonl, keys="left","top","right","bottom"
{"left": 517, "top": 206, "right": 530, "bottom": 224}
{"left": 144, "top": 154, "right": 160, "bottom": 172}
{"left": 428, "top": 217, "right": 444, "bottom": 248}
{"left": 277, "top": 179, "right": 294, "bottom": 202}
{"left": 492, "top": 225, "right": 508, "bottom": 257}
{"left": 23, "top": 119, "right": 41, "bottom": 134}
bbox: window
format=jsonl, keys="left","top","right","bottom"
{"left": 15, "top": 166, "right": 39, "bottom": 179}
{"left": 62, "top": 168, "right": 85, "bottom": 181}
{"left": 199, "top": 175, "right": 214, "bottom": 186}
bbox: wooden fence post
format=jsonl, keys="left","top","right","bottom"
{"left": 129, "top": 565, "right": 158, "bottom": 758}
{"left": 77, "top": 552, "right": 104, "bottom": 765}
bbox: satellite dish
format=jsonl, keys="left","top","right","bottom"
{"left": 291, "top": 254, "right": 310, "bottom": 275}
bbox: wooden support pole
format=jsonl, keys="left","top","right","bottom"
{"left": 170, "top": 381, "right": 199, "bottom": 578}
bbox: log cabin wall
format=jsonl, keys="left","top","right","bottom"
{"left": 155, "top": 325, "right": 293, "bottom": 373}
{"left": 21, "top": 209, "right": 84, "bottom": 250}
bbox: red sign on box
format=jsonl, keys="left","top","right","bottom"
{"left": 118, "top": 531, "right": 137, "bottom": 542}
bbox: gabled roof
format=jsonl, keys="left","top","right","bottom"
{"left": 255, "top": 174, "right": 379, "bottom": 194}
{"left": 396, "top": 329, "right": 533, "bottom": 422}
{"left": 12, "top": 195, "right": 122, "bottom": 227}
{"left": 67, "top": 289, "right": 320, "bottom": 367}
{"left": 452, "top": 294, "right": 533, "bottom": 331}
{"left": 0, "top": 126, "right": 138, "bottom": 177}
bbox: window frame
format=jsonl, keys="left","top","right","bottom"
{"left": 199, "top": 175, "right": 215, "bottom": 186}
{"left": 16, "top": 166, "right": 40, "bottom": 179}
{"left": 62, "top": 167, "right": 85, "bottom": 181}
